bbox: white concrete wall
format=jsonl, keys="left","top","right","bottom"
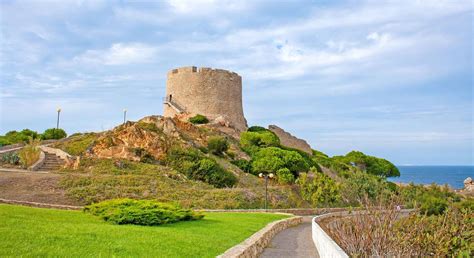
{"left": 311, "top": 216, "right": 348, "bottom": 258}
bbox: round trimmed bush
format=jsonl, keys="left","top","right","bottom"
{"left": 84, "top": 199, "right": 204, "bottom": 226}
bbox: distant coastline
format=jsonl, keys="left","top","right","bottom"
{"left": 388, "top": 165, "right": 473, "bottom": 189}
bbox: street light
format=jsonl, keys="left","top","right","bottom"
{"left": 123, "top": 109, "right": 127, "bottom": 124}
{"left": 56, "top": 107, "right": 61, "bottom": 129}
{"left": 259, "top": 172, "right": 274, "bottom": 210}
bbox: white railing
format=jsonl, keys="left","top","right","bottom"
{"left": 312, "top": 216, "right": 349, "bottom": 258}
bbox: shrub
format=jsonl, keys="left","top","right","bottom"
{"left": 0, "top": 129, "right": 40, "bottom": 146}
{"left": 189, "top": 114, "right": 209, "bottom": 124}
{"left": 328, "top": 201, "right": 473, "bottom": 256}
{"left": 166, "top": 148, "right": 237, "bottom": 188}
{"left": 247, "top": 126, "right": 268, "bottom": 132}
{"left": 400, "top": 183, "right": 460, "bottom": 211}
{"left": 251, "top": 147, "right": 309, "bottom": 175}
{"left": 207, "top": 136, "right": 229, "bottom": 156}
{"left": 136, "top": 121, "right": 161, "bottom": 133}
{"left": 84, "top": 198, "right": 204, "bottom": 226}
{"left": 276, "top": 168, "right": 295, "bottom": 184}
{"left": 231, "top": 159, "right": 252, "bottom": 173}
{"left": 0, "top": 137, "right": 10, "bottom": 146}
{"left": 297, "top": 171, "right": 341, "bottom": 207}
{"left": 41, "top": 128, "right": 67, "bottom": 140}
{"left": 341, "top": 151, "right": 400, "bottom": 177}
{"left": 239, "top": 131, "right": 280, "bottom": 155}
{"left": 340, "top": 171, "right": 392, "bottom": 205}
{"left": 419, "top": 196, "right": 448, "bottom": 215}
{"left": 18, "top": 137, "right": 41, "bottom": 168}
{"left": 1, "top": 152, "right": 20, "bottom": 165}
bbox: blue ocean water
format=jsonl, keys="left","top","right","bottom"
{"left": 388, "top": 166, "right": 474, "bottom": 189}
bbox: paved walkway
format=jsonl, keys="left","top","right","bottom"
{"left": 260, "top": 216, "right": 319, "bottom": 258}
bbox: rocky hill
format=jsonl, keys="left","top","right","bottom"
{"left": 48, "top": 115, "right": 306, "bottom": 208}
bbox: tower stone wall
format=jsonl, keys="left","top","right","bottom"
{"left": 163, "top": 66, "right": 247, "bottom": 131}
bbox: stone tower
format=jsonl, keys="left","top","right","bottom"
{"left": 163, "top": 66, "right": 247, "bottom": 131}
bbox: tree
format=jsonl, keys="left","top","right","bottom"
{"left": 251, "top": 147, "right": 309, "bottom": 175}
{"left": 297, "top": 170, "right": 341, "bottom": 207}
{"left": 41, "top": 128, "right": 67, "bottom": 140}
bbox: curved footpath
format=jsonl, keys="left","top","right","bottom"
{"left": 260, "top": 216, "right": 318, "bottom": 258}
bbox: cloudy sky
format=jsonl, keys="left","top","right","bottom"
{"left": 0, "top": 0, "right": 472, "bottom": 165}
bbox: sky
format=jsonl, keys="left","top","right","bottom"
{"left": 0, "top": 0, "right": 473, "bottom": 165}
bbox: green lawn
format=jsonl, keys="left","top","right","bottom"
{"left": 0, "top": 204, "right": 288, "bottom": 257}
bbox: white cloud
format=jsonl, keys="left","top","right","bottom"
{"left": 167, "top": 0, "right": 248, "bottom": 14}
{"left": 73, "top": 43, "right": 158, "bottom": 65}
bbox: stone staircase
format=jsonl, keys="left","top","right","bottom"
{"left": 163, "top": 96, "right": 185, "bottom": 114}
{"left": 37, "top": 152, "right": 65, "bottom": 171}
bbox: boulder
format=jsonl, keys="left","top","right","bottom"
{"left": 268, "top": 125, "right": 312, "bottom": 155}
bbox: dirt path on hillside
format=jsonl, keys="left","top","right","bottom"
{"left": 0, "top": 170, "right": 77, "bottom": 205}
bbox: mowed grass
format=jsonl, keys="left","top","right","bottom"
{"left": 0, "top": 204, "right": 289, "bottom": 257}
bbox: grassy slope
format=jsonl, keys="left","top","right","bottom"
{"left": 0, "top": 204, "right": 288, "bottom": 257}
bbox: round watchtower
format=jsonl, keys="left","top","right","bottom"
{"left": 163, "top": 66, "right": 247, "bottom": 131}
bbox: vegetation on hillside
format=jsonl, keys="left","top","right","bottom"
{"left": 165, "top": 147, "right": 237, "bottom": 188}
{"left": 52, "top": 133, "right": 98, "bottom": 156}
{"left": 18, "top": 137, "right": 41, "bottom": 168}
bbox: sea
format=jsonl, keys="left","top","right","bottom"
{"left": 388, "top": 166, "right": 474, "bottom": 189}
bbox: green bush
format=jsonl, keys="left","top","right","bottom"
{"left": 1, "top": 152, "right": 20, "bottom": 165}
{"left": 41, "top": 128, "right": 67, "bottom": 140}
{"left": 84, "top": 198, "right": 204, "bottom": 226}
{"left": 400, "top": 183, "right": 460, "bottom": 211}
{"left": 247, "top": 126, "right": 268, "bottom": 132}
{"left": 0, "top": 129, "right": 40, "bottom": 146}
{"left": 251, "top": 147, "right": 309, "bottom": 176}
{"left": 231, "top": 159, "right": 252, "bottom": 173}
{"left": 341, "top": 151, "right": 400, "bottom": 177}
{"left": 207, "top": 136, "right": 229, "bottom": 156}
{"left": 340, "top": 171, "right": 392, "bottom": 205}
{"left": 420, "top": 196, "right": 448, "bottom": 216}
{"left": 297, "top": 171, "right": 340, "bottom": 207}
{"left": 276, "top": 168, "right": 295, "bottom": 184}
{"left": 239, "top": 131, "right": 280, "bottom": 155}
{"left": 189, "top": 114, "right": 209, "bottom": 124}
{"left": 166, "top": 148, "right": 237, "bottom": 188}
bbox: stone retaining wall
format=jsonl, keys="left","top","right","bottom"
{"left": 0, "top": 198, "right": 82, "bottom": 210}
{"left": 218, "top": 216, "right": 302, "bottom": 258}
{"left": 28, "top": 151, "right": 45, "bottom": 171}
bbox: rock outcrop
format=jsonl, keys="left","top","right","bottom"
{"left": 268, "top": 125, "right": 312, "bottom": 155}
{"left": 463, "top": 177, "right": 474, "bottom": 192}
{"left": 89, "top": 115, "right": 247, "bottom": 161}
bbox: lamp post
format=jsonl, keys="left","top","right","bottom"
{"left": 123, "top": 109, "right": 127, "bottom": 124}
{"left": 56, "top": 107, "right": 61, "bottom": 130}
{"left": 259, "top": 172, "right": 274, "bottom": 210}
